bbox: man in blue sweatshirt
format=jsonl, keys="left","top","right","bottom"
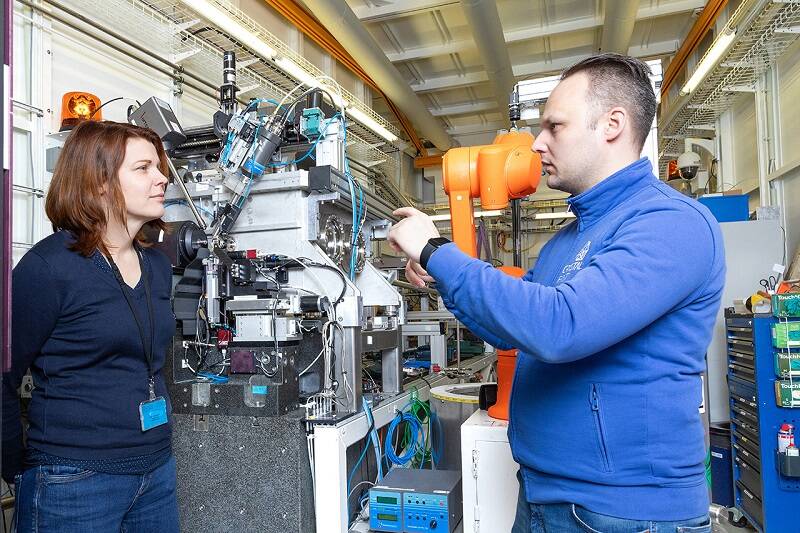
{"left": 388, "top": 54, "right": 724, "bottom": 532}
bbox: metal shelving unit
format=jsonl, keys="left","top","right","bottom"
{"left": 658, "top": 0, "right": 800, "bottom": 176}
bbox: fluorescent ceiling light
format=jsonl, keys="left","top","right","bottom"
{"left": 275, "top": 57, "right": 316, "bottom": 87}
{"left": 179, "top": 0, "right": 276, "bottom": 60}
{"left": 429, "top": 209, "right": 504, "bottom": 222}
{"left": 274, "top": 57, "right": 349, "bottom": 108}
{"left": 347, "top": 107, "right": 398, "bottom": 143}
{"left": 533, "top": 212, "right": 575, "bottom": 220}
{"left": 680, "top": 30, "right": 736, "bottom": 96}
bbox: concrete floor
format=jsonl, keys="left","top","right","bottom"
{"left": 714, "top": 521, "right": 754, "bottom": 533}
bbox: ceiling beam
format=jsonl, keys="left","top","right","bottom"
{"left": 414, "top": 154, "right": 444, "bottom": 168}
{"left": 386, "top": 0, "right": 704, "bottom": 63}
{"left": 352, "top": 0, "right": 458, "bottom": 23}
{"left": 447, "top": 120, "right": 524, "bottom": 136}
{"left": 412, "top": 71, "right": 488, "bottom": 93}
{"left": 411, "top": 38, "right": 679, "bottom": 93}
{"left": 430, "top": 100, "right": 497, "bottom": 116}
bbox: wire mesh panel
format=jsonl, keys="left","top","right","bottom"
{"left": 58, "top": 0, "right": 400, "bottom": 179}
{"left": 658, "top": 0, "right": 800, "bottom": 177}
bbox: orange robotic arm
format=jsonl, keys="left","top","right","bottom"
{"left": 442, "top": 130, "right": 542, "bottom": 256}
{"left": 440, "top": 129, "right": 542, "bottom": 420}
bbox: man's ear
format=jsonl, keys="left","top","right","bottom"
{"left": 604, "top": 107, "right": 627, "bottom": 143}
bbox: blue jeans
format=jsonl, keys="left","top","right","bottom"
{"left": 14, "top": 455, "right": 179, "bottom": 533}
{"left": 512, "top": 481, "right": 711, "bottom": 533}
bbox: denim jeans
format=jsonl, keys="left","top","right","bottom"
{"left": 512, "top": 480, "right": 711, "bottom": 533}
{"left": 14, "top": 455, "right": 179, "bottom": 533}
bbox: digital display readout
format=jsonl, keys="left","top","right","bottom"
{"left": 376, "top": 496, "right": 397, "bottom": 505}
{"left": 376, "top": 513, "right": 397, "bottom": 521}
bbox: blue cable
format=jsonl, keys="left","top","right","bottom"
{"left": 243, "top": 98, "right": 286, "bottom": 113}
{"left": 338, "top": 114, "right": 366, "bottom": 280}
{"left": 347, "top": 432, "right": 372, "bottom": 498}
{"left": 349, "top": 182, "right": 364, "bottom": 277}
{"left": 363, "top": 397, "right": 384, "bottom": 482}
{"left": 196, "top": 371, "right": 228, "bottom": 384}
{"left": 385, "top": 410, "right": 424, "bottom": 466}
{"left": 346, "top": 397, "right": 390, "bottom": 501}
{"left": 229, "top": 100, "right": 286, "bottom": 208}
{"left": 237, "top": 121, "right": 262, "bottom": 208}
{"left": 164, "top": 200, "right": 214, "bottom": 218}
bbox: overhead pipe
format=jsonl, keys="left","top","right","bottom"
{"left": 301, "top": 0, "right": 452, "bottom": 152}
{"left": 599, "top": 0, "right": 640, "bottom": 54}
{"left": 459, "top": 0, "right": 516, "bottom": 128}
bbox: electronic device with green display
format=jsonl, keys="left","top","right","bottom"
{"left": 368, "top": 468, "right": 462, "bottom": 532}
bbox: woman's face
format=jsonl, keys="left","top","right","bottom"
{"left": 117, "top": 138, "right": 168, "bottom": 225}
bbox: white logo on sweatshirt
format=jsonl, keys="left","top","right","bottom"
{"left": 575, "top": 241, "right": 591, "bottom": 262}
{"left": 556, "top": 240, "right": 592, "bottom": 283}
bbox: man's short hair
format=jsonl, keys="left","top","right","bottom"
{"left": 561, "top": 53, "right": 656, "bottom": 151}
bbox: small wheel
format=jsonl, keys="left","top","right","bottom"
{"left": 727, "top": 509, "right": 748, "bottom": 528}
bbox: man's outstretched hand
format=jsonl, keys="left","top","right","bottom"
{"left": 388, "top": 207, "right": 438, "bottom": 287}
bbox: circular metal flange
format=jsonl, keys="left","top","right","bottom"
{"left": 317, "top": 215, "right": 346, "bottom": 264}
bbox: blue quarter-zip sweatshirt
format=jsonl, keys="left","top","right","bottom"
{"left": 427, "top": 158, "right": 725, "bottom": 520}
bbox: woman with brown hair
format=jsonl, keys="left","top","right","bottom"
{"left": 1, "top": 120, "right": 180, "bottom": 532}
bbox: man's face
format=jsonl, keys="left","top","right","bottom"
{"left": 532, "top": 72, "right": 604, "bottom": 195}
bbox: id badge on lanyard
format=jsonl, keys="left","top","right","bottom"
{"left": 107, "top": 249, "right": 169, "bottom": 432}
{"left": 140, "top": 377, "right": 168, "bottom": 431}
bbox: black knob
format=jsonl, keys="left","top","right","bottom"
{"left": 430, "top": 519, "right": 438, "bottom": 529}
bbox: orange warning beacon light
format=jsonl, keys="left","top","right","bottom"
{"left": 442, "top": 129, "right": 542, "bottom": 420}
{"left": 60, "top": 92, "right": 102, "bottom": 131}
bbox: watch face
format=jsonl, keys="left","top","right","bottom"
{"left": 430, "top": 237, "right": 450, "bottom": 247}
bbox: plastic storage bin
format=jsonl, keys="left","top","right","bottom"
{"left": 698, "top": 194, "right": 749, "bottom": 223}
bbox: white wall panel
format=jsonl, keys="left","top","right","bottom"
{"left": 778, "top": 39, "right": 800, "bottom": 160}
{"left": 781, "top": 172, "right": 800, "bottom": 266}
{"left": 50, "top": 26, "right": 176, "bottom": 128}
{"left": 731, "top": 94, "right": 758, "bottom": 193}
{"left": 776, "top": 38, "right": 800, "bottom": 264}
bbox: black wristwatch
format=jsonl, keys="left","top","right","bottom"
{"left": 419, "top": 237, "right": 451, "bottom": 270}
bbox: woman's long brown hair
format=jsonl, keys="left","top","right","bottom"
{"left": 45, "top": 120, "right": 169, "bottom": 257}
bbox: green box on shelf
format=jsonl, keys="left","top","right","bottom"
{"left": 775, "top": 379, "right": 800, "bottom": 408}
{"left": 772, "top": 322, "right": 800, "bottom": 348}
{"left": 775, "top": 350, "right": 800, "bottom": 377}
{"left": 773, "top": 294, "right": 800, "bottom": 318}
